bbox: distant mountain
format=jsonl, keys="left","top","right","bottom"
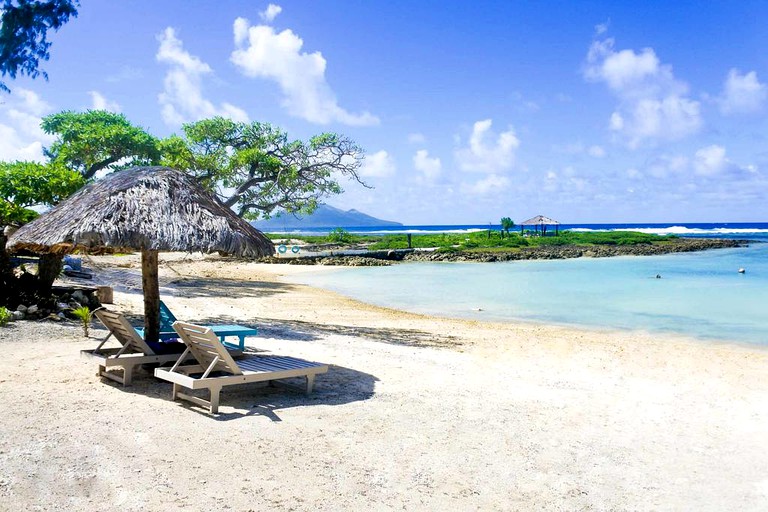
{"left": 250, "top": 205, "right": 402, "bottom": 229}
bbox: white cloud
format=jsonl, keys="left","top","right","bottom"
{"left": 156, "top": 27, "right": 249, "bottom": 126}
{"left": 230, "top": 17, "right": 378, "bottom": 126}
{"left": 693, "top": 145, "right": 728, "bottom": 176}
{"left": 595, "top": 21, "right": 610, "bottom": 36}
{"left": 413, "top": 150, "right": 441, "bottom": 180}
{"left": 408, "top": 133, "right": 426, "bottom": 144}
{"left": 585, "top": 38, "right": 701, "bottom": 147}
{"left": 259, "top": 4, "right": 282, "bottom": 23}
{"left": 88, "top": 91, "right": 121, "bottom": 112}
{"left": 0, "top": 88, "right": 54, "bottom": 162}
{"left": 588, "top": 145, "right": 606, "bottom": 158}
{"left": 455, "top": 119, "right": 520, "bottom": 173}
{"left": 647, "top": 154, "right": 688, "bottom": 178}
{"left": 719, "top": 69, "right": 767, "bottom": 115}
{"left": 359, "top": 150, "right": 395, "bottom": 178}
{"left": 462, "top": 174, "right": 511, "bottom": 196}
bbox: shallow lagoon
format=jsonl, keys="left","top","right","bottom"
{"left": 295, "top": 244, "right": 768, "bottom": 345}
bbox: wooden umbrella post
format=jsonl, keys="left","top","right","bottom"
{"left": 141, "top": 248, "right": 160, "bottom": 342}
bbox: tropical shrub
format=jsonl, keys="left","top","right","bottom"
{"left": 0, "top": 307, "right": 11, "bottom": 326}
{"left": 71, "top": 305, "right": 92, "bottom": 336}
{"left": 327, "top": 227, "right": 352, "bottom": 243}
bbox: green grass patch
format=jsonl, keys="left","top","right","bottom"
{"left": 265, "top": 230, "right": 677, "bottom": 252}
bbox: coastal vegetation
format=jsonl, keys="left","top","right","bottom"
{"left": 0, "top": 110, "right": 366, "bottom": 310}
{"left": 267, "top": 230, "right": 679, "bottom": 252}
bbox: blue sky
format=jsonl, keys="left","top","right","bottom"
{"left": 1, "top": 1, "right": 767, "bottom": 224}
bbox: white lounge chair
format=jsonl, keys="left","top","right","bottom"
{"left": 155, "top": 321, "right": 329, "bottom": 414}
{"left": 81, "top": 309, "right": 188, "bottom": 386}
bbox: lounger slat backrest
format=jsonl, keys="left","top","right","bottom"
{"left": 159, "top": 301, "right": 178, "bottom": 332}
{"left": 172, "top": 321, "right": 243, "bottom": 376}
{"left": 94, "top": 309, "right": 156, "bottom": 355}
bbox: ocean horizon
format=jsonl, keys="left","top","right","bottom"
{"left": 265, "top": 221, "right": 768, "bottom": 242}
{"left": 288, "top": 222, "right": 768, "bottom": 345}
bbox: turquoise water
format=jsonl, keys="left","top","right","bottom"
{"left": 295, "top": 244, "right": 768, "bottom": 345}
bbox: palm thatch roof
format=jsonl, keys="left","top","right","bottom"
{"left": 520, "top": 215, "right": 560, "bottom": 226}
{"left": 6, "top": 166, "right": 274, "bottom": 257}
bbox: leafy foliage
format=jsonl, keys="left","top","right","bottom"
{"left": 160, "top": 117, "right": 367, "bottom": 220}
{"left": 42, "top": 110, "right": 161, "bottom": 179}
{"left": 0, "top": 160, "right": 84, "bottom": 224}
{"left": 0, "top": 0, "right": 78, "bottom": 92}
{"left": 327, "top": 227, "right": 352, "bottom": 243}
{"left": 500, "top": 217, "right": 514, "bottom": 234}
{"left": 0, "top": 306, "right": 11, "bottom": 326}
{"left": 71, "top": 304, "right": 91, "bottom": 336}
{"left": 338, "top": 230, "right": 676, "bottom": 252}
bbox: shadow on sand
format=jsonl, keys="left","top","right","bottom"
{"left": 99, "top": 362, "right": 377, "bottom": 421}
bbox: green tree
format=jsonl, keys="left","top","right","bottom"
{"left": 0, "top": 160, "right": 84, "bottom": 224}
{"left": 0, "top": 0, "right": 79, "bottom": 92}
{"left": 0, "top": 159, "right": 84, "bottom": 306}
{"left": 500, "top": 217, "right": 514, "bottom": 237}
{"left": 42, "top": 110, "right": 161, "bottom": 179}
{"left": 160, "top": 117, "right": 367, "bottom": 220}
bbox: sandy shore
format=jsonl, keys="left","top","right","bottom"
{"left": 1, "top": 253, "right": 767, "bottom": 511}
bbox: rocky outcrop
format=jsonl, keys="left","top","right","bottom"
{"left": 257, "top": 238, "right": 746, "bottom": 266}
{"left": 402, "top": 238, "right": 746, "bottom": 263}
{"left": 258, "top": 255, "right": 391, "bottom": 266}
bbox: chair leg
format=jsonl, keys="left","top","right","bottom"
{"left": 122, "top": 365, "right": 133, "bottom": 386}
{"left": 172, "top": 383, "right": 179, "bottom": 401}
{"left": 209, "top": 386, "right": 221, "bottom": 414}
{"left": 306, "top": 374, "right": 316, "bottom": 395}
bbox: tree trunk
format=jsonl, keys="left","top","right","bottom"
{"left": 0, "top": 231, "right": 10, "bottom": 306}
{"left": 37, "top": 253, "right": 62, "bottom": 294}
{"left": 141, "top": 249, "right": 160, "bottom": 342}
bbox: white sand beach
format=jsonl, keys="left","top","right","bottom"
{"left": 1, "top": 253, "right": 767, "bottom": 511}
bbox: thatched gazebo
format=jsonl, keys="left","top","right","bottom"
{"left": 520, "top": 215, "right": 560, "bottom": 236}
{"left": 6, "top": 166, "right": 274, "bottom": 341}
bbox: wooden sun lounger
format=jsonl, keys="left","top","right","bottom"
{"left": 154, "top": 321, "right": 329, "bottom": 414}
{"left": 81, "top": 309, "right": 188, "bottom": 386}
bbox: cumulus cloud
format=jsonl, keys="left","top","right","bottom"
{"left": 719, "top": 69, "right": 766, "bottom": 115}
{"left": 693, "top": 145, "right": 729, "bottom": 176}
{"left": 639, "top": 145, "right": 749, "bottom": 179}
{"left": 413, "top": 150, "right": 441, "bottom": 181}
{"left": 359, "top": 150, "right": 395, "bottom": 178}
{"left": 89, "top": 91, "right": 121, "bottom": 112}
{"left": 455, "top": 119, "right": 520, "bottom": 173}
{"left": 646, "top": 154, "right": 688, "bottom": 178}
{"left": 594, "top": 21, "right": 610, "bottom": 36}
{"left": 259, "top": 3, "right": 282, "bottom": 22}
{"left": 156, "top": 27, "right": 249, "bottom": 126}
{"left": 462, "top": 174, "right": 511, "bottom": 195}
{"left": 0, "top": 88, "right": 54, "bottom": 162}
{"left": 230, "top": 17, "right": 378, "bottom": 126}
{"left": 585, "top": 38, "right": 701, "bottom": 147}
{"left": 408, "top": 133, "right": 426, "bottom": 144}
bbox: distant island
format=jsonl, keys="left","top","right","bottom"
{"left": 250, "top": 204, "right": 402, "bottom": 230}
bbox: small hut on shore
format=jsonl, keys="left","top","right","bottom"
{"left": 6, "top": 166, "right": 274, "bottom": 340}
{"left": 520, "top": 215, "right": 560, "bottom": 236}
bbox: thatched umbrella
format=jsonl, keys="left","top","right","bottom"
{"left": 520, "top": 215, "right": 560, "bottom": 236}
{"left": 6, "top": 166, "right": 274, "bottom": 341}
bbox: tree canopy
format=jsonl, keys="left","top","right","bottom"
{"left": 42, "top": 110, "right": 161, "bottom": 179}
{"left": 0, "top": 0, "right": 78, "bottom": 92}
{"left": 0, "top": 160, "right": 84, "bottom": 224}
{"left": 500, "top": 217, "right": 514, "bottom": 235}
{"left": 160, "top": 117, "right": 367, "bottom": 220}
